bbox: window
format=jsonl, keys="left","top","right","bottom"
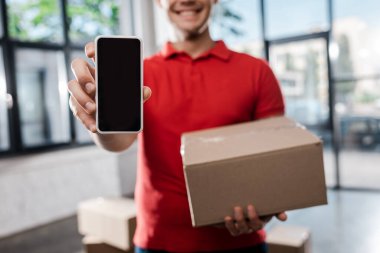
{"left": 15, "top": 49, "right": 70, "bottom": 147}
{"left": 265, "top": 0, "right": 329, "bottom": 39}
{"left": 332, "top": 0, "right": 380, "bottom": 79}
{"left": 211, "top": 0, "right": 263, "bottom": 57}
{"left": 270, "top": 39, "right": 329, "bottom": 127}
{"left": 332, "top": 0, "right": 380, "bottom": 189}
{"left": 67, "top": 0, "right": 120, "bottom": 45}
{"left": 336, "top": 78, "right": 380, "bottom": 189}
{"left": 0, "top": 0, "right": 126, "bottom": 154}
{"left": 6, "top": 0, "right": 64, "bottom": 43}
{"left": 0, "top": 48, "right": 9, "bottom": 151}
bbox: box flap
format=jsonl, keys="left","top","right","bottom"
{"left": 181, "top": 117, "right": 321, "bottom": 166}
{"left": 78, "top": 197, "right": 136, "bottom": 219}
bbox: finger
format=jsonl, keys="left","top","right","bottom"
{"left": 143, "top": 86, "right": 152, "bottom": 102}
{"left": 224, "top": 216, "right": 239, "bottom": 237}
{"left": 276, "top": 212, "right": 288, "bottom": 221}
{"left": 247, "top": 205, "right": 260, "bottom": 224}
{"left": 69, "top": 95, "right": 96, "bottom": 130}
{"left": 71, "top": 58, "right": 96, "bottom": 87}
{"left": 234, "top": 206, "right": 249, "bottom": 234}
{"left": 85, "top": 42, "right": 95, "bottom": 61}
{"left": 84, "top": 82, "right": 96, "bottom": 98}
{"left": 67, "top": 80, "right": 96, "bottom": 114}
{"left": 69, "top": 97, "right": 97, "bottom": 132}
{"left": 69, "top": 95, "right": 79, "bottom": 117}
{"left": 247, "top": 205, "right": 264, "bottom": 230}
{"left": 72, "top": 57, "right": 96, "bottom": 80}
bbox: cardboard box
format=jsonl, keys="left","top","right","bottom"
{"left": 267, "top": 225, "right": 311, "bottom": 253}
{"left": 78, "top": 197, "right": 136, "bottom": 251}
{"left": 83, "top": 236, "right": 133, "bottom": 253}
{"left": 181, "top": 116, "right": 327, "bottom": 227}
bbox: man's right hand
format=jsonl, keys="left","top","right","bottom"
{"left": 67, "top": 42, "right": 152, "bottom": 133}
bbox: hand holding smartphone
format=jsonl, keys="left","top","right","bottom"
{"left": 95, "top": 36, "right": 143, "bottom": 133}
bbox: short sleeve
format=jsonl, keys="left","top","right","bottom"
{"left": 253, "top": 61, "right": 285, "bottom": 120}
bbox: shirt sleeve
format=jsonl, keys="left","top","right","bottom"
{"left": 252, "top": 60, "right": 285, "bottom": 120}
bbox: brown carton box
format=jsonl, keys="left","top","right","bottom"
{"left": 78, "top": 197, "right": 136, "bottom": 251}
{"left": 181, "top": 116, "right": 327, "bottom": 227}
{"left": 267, "top": 225, "right": 311, "bottom": 253}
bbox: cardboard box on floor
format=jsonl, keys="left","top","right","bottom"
{"left": 267, "top": 225, "right": 311, "bottom": 253}
{"left": 78, "top": 197, "right": 136, "bottom": 251}
{"left": 181, "top": 116, "right": 327, "bottom": 227}
{"left": 83, "top": 236, "right": 134, "bottom": 253}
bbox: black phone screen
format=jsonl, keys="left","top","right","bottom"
{"left": 96, "top": 37, "right": 141, "bottom": 132}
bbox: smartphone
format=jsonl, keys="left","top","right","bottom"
{"left": 95, "top": 36, "right": 143, "bottom": 133}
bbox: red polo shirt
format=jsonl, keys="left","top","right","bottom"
{"left": 134, "top": 41, "right": 285, "bottom": 252}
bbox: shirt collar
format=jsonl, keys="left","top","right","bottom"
{"left": 161, "top": 40, "right": 232, "bottom": 61}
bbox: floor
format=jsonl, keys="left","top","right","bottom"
{"left": 1, "top": 190, "right": 380, "bottom": 253}
{"left": 268, "top": 189, "right": 380, "bottom": 253}
{"left": 0, "top": 216, "right": 83, "bottom": 253}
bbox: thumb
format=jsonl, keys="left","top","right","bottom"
{"left": 276, "top": 212, "right": 287, "bottom": 222}
{"left": 143, "top": 86, "right": 152, "bottom": 102}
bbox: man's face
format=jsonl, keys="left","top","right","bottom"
{"left": 157, "top": 0, "right": 216, "bottom": 37}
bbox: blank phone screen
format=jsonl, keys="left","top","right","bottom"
{"left": 97, "top": 37, "right": 141, "bottom": 132}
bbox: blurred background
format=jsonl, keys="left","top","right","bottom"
{"left": 0, "top": 0, "right": 379, "bottom": 253}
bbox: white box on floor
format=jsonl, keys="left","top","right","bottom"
{"left": 78, "top": 197, "right": 136, "bottom": 251}
{"left": 82, "top": 235, "right": 133, "bottom": 253}
{"left": 267, "top": 225, "right": 311, "bottom": 253}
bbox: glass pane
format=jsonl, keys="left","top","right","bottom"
{"left": 15, "top": 49, "right": 70, "bottom": 147}
{"left": 7, "top": 0, "right": 63, "bottom": 43}
{"left": 336, "top": 78, "right": 380, "bottom": 189}
{"left": 332, "top": 0, "right": 380, "bottom": 78}
{"left": 0, "top": 3, "right": 3, "bottom": 37}
{"left": 265, "top": 0, "right": 329, "bottom": 40}
{"left": 211, "top": 0, "right": 263, "bottom": 57}
{"left": 269, "top": 38, "right": 335, "bottom": 187}
{"left": 0, "top": 48, "right": 10, "bottom": 151}
{"left": 68, "top": 0, "right": 120, "bottom": 45}
{"left": 69, "top": 50, "right": 93, "bottom": 143}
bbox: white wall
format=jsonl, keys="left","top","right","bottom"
{"left": 0, "top": 144, "right": 138, "bottom": 238}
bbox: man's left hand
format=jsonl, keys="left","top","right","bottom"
{"left": 224, "top": 205, "right": 287, "bottom": 237}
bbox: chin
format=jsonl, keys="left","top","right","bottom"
{"left": 173, "top": 19, "right": 210, "bottom": 36}
{"left": 181, "top": 24, "right": 204, "bottom": 32}
{"left": 172, "top": 25, "right": 208, "bottom": 40}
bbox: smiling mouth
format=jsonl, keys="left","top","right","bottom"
{"left": 175, "top": 8, "right": 202, "bottom": 17}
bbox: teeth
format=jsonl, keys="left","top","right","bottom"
{"left": 180, "top": 11, "right": 196, "bottom": 17}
